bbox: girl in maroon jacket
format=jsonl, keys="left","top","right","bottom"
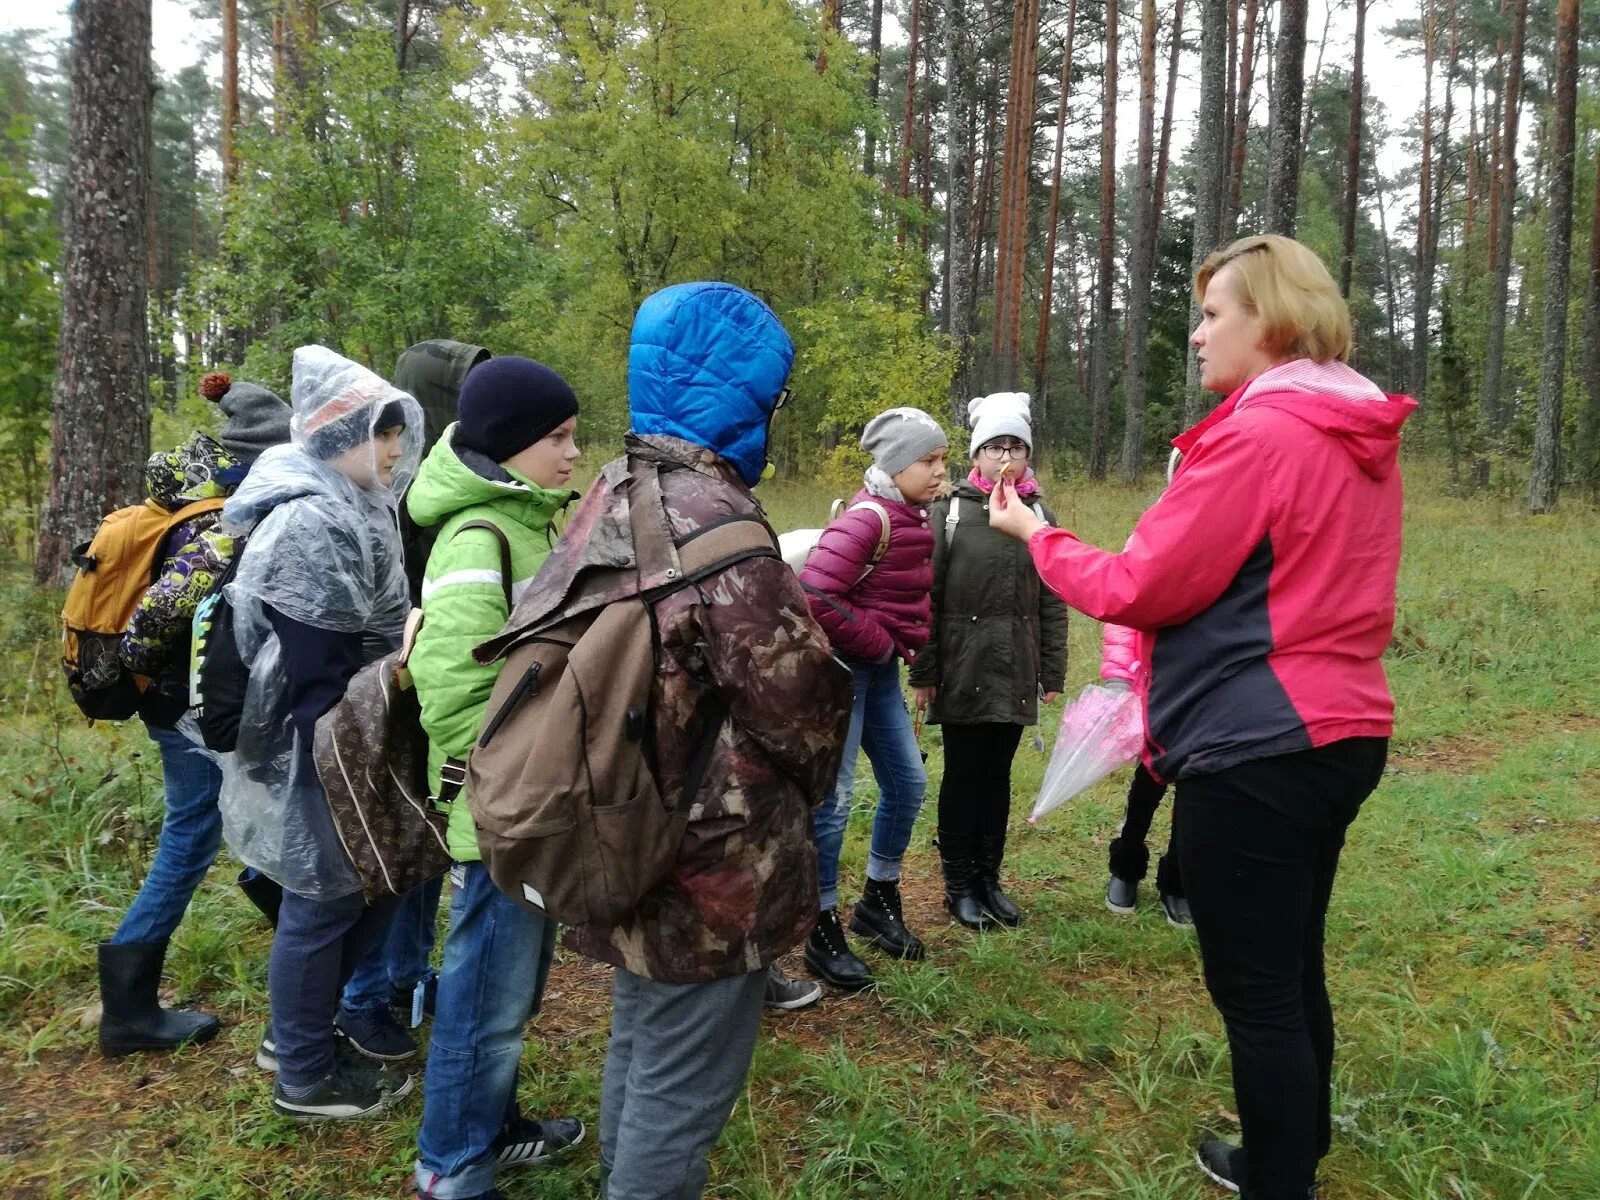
{"left": 798, "top": 407, "right": 948, "bottom": 992}
{"left": 991, "top": 235, "right": 1413, "bottom": 1200}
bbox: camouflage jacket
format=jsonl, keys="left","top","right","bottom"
{"left": 487, "top": 434, "right": 851, "bottom": 983}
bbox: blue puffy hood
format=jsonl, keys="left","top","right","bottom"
{"left": 627, "top": 282, "right": 794, "bottom": 486}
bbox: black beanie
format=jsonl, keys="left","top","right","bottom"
{"left": 455, "top": 356, "right": 579, "bottom": 462}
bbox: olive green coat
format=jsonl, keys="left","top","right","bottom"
{"left": 907, "top": 479, "right": 1069, "bottom": 725}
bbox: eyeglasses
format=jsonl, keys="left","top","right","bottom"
{"left": 773, "top": 387, "right": 791, "bottom": 411}
{"left": 978, "top": 442, "right": 1029, "bottom": 461}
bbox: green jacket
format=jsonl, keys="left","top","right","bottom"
{"left": 907, "top": 479, "right": 1069, "bottom": 726}
{"left": 406, "top": 424, "right": 577, "bottom": 861}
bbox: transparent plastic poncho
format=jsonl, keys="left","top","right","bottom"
{"left": 214, "top": 345, "right": 423, "bottom": 900}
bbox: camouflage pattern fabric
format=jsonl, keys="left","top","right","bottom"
{"left": 490, "top": 434, "right": 851, "bottom": 983}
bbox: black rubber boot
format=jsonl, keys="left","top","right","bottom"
{"left": 98, "top": 941, "right": 221, "bottom": 1058}
{"left": 804, "top": 908, "right": 875, "bottom": 992}
{"left": 975, "top": 834, "right": 1022, "bottom": 927}
{"left": 938, "top": 829, "right": 992, "bottom": 931}
{"left": 849, "top": 878, "right": 926, "bottom": 960}
{"left": 236, "top": 868, "right": 282, "bottom": 928}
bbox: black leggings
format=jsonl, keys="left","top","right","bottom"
{"left": 1175, "top": 737, "right": 1387, "bottom": 1200}
{"left": 1108, "top": 763, "right": 1183, "bottom": 897}
{"left": 936, "top": 722, "right": 1024, "bottom": 850}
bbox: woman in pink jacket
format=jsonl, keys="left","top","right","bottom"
{"left": 991, "top": 235, "right": 1413, "bottom": 1200}
{"left": 799, "top": 407, "right": 948, "bottom": 993}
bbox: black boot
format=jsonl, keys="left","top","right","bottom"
{"left": 98, "top": 941, "right": 221, "bottom": 1058}
{"left": 975, "top": 834, "right": 1022, "bottom": 927}
{"left": 236, "top": 868, "right": 282, "bottom": 928}
{"left": 938, "top": 829, "right": 992, "bottom": 931}
{"left": 849, "top": 878, "right": 926, "bottom": 960}
{"left": 804, "top": 908, "right": 874, "bottom": 992}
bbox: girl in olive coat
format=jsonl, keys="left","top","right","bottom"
{"left": 909, "top": 393, "right": 1069, "bottom": 928}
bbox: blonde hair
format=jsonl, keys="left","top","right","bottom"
{"left": 1194, "top": 235, "right": 1352, "bottom": 363}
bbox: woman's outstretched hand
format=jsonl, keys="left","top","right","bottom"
{"left": 988, "top": 477, "right": 1047, "bottom": 542}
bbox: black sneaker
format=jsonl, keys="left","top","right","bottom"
{"left": 1106, "top": 874, "right": 1138, "bottom": 915}
{"left": 256, "top": 1027, "right": 278, "bottom": 1073}
{"left": 493, "top": 1114, "right": 586, "bottom": 1169}
{"left": 271, "top": 1057, "right": 413, "bottom": 1120}
{"left": 1195, "top": 1138, "right": 1243, "bottom": 1193}
{"left": 849, "top": 878, "right": 926, "bottom": 960}
{"left": 763, "top": 962, "right": 822, "bottom": 1010}
{"left": 336, "top": 1004, "right": 417, "bottom": 1061}
{"left": 1161, "top": 892, "right": 1194, "bottom": 927}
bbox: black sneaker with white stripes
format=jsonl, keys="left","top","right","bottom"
{"left": 271, "top": 1056, "right": 413, "bottom": 1121}
{"left": 1195, "top": 1138, "right": 1243, "bottom": 1192}
{"left": 493, "top": 1115, "right": 586, "bottom": 1169}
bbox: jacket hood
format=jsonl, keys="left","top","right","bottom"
{"left": 394, "top": 339, "right": 491, "bottom": 453}
{"left": 406, "top": 423, "right": 577, "bottom": 531}
{"left": 627, "top": 282, "right": 794, "bottom": 487}
{"left": 144, "top": 432, "right": 245, "bottom": 511}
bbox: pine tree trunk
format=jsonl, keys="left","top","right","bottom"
{"left": 1088, "top": 0, "right": 1118, "bottom": 480}
{"left": 1151, "top": 0, "right": 1184, "bottom": 249}
{"left": 992, "top": 0, "right": 1041, "bottom": 391}
{"left": 1338, "top": 0, "right": 1366, "bottom": 300}
{"left": 1034, "top": 1, "right": 1079, "bottom": 415}
{"left": 1068, "top": 223, "right": 1089, "bottom": 399}
{"left": 1475, "top": 0, "right": 1525, "bottom": 489}
{"left": 36, "top": 0, "right": 154, "bottom": 585}
{"left": 816, "top": 0, "right": 841, "bottom": 72}
{"left": 1185, "top": 0, "right": 1229, "bottom": 426}
{"left": 1265, "top": 0, "right": 1308, "bottom": 235}
{"left": 946, "top": 0, "right": 976, "bottom": 413}
{"left": 1297, "top": 0, "right": 1334, "bottom": 166}
{"left": 1222, "top": 0, "right": 1259, "bottom": 239}
{"left": 1410, "top": 0, "right": 1437, "bottom": 400}
{"left": 864, "top": 0, "right": 884, "bottom": 176}
{"left": 1528, "top": 0, "right": 1578, "bottom": 513}
{"left": 1575, "top": 143, "right": 1600, "bottom": 492}
{"left": 222, "top": 0, "right": 239, "bottom": 185}
{"left": 1119, "top": 0, "right": 1159, "bottom": 481}
{"left": 1374, "top": 181, "right": 1400, "bottom": 386}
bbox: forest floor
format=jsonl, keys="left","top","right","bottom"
{"left": 1, "top": 465, "right": 1597, "bottom": 1200}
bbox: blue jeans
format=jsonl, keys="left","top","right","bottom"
{"left": 341, "top": 876, "right": 442, "bottom": 1015}
{"left": 811, "top": 659, "right": 927, "bottom": 912}
{"left": 110, "top": 725, "right": 224, "bottom": 945}
{"left": 414, "top": 862, "right": 558, "bottom": 1199}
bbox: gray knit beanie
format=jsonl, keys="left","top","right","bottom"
{"left": 860, "top": 406, "right": 948, "bottom": 477}
{"left": 202, "top": 372, "right": 292, "bottom": 461}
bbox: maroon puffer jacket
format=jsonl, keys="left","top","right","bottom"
{"left": 799, "top": 488, "right": 934, "bottom": 664}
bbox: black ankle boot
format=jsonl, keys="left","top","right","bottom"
{"left": 849, "top": 878, "right": 926, "bottom": 960}
{"left": 98, "top": 940, "right": 221, "bottom": 1058}
{"left": 804, "top": 908, "right": 874, "bottom": 991}
{"left": 938, "top": 829, "right": 992, "bottom": 931}
{"left": 975, "top": 835, "right": 1022, "bottom": 927}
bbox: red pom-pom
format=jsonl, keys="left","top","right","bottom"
{"left": 200, "top": 372, "right": 232, "bottom": 402}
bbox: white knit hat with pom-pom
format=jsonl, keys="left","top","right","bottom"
{"left": 967, "top": 391, "right": 1033, "bottom": 457}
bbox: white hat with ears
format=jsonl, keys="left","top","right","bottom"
{"left": 967, "top": 391, "right": 1033, "bottom": 458}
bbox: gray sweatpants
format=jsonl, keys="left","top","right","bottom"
{"left": 599, "top": 966, "right": 766, "bottom": 1200}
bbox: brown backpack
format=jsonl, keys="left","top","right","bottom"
{"left": 466, "top": 460, "right": 778, "bottom": 927}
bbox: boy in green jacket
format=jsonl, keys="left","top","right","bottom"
{"left": 407, "top": 357, "right": 586, "bottom": 1199}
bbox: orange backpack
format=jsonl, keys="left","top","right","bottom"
{"left": 60, "top": 497, "right": 225, "bottom": 720}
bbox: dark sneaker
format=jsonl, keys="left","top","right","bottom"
{"left": 493, "top": 1114, "right": 586, "bottom": 1169}
{"left": 1161, "top": 892, "right": 1194, "bottom": 927}
{"left": 849, "top": 878, "right": 926, "bottom": 961}
{"left": 336, "top": 1004, "right": 417, "bottom": 1061}
{"left": 804, "top": 908, "right": 874, "bottom": 992}
{"left": 1195, "top": 1138, "right": 1243, "bottom": 1193}
{"left": 763, "top": 962, "right": 822, "bottom": 1010}
{"left": 256, "top": 1027, "right": 278, "bottom": 1073}
{"left": 272, "top": 1057, "right": 413, "bottom": 1120}
{"left": 1106, "top": 874, "right": 1138, "bottom": 915}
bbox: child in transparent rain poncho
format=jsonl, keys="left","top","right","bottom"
{"left": 215, "top": 345, "right": 423, "bottom": 1121}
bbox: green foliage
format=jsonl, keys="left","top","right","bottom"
{"left": 0, "top": 114, "right": 59, "bottom": 550}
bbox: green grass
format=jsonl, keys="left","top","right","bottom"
{"left": 2, "top": 462, "right": 1598, "bottom": 1198}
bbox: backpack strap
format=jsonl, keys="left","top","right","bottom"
{"left": 845, "top": 499, "right": 892, "bottom": 585}
{"left": 451, "top": 518, "right": 515, "bottom": 610}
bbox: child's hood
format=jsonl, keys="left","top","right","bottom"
{"left": 143, "top": 432, "right": 244, "bottom": 511}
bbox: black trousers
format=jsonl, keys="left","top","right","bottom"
{"left": 1175, "top": 737, "right": 1387, "bottom": 1200}
{"left": 937, "top": 722, "right": 1025, "bottom": 854}
{"left": 1107, "top": 762, "right": 1183, "bottom": 897}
